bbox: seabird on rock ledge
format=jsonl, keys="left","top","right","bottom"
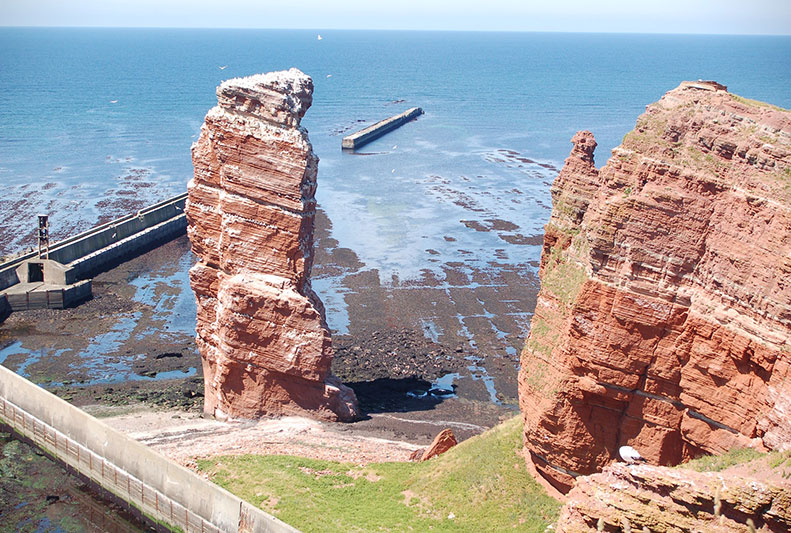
{"left": 619, "top": 445, "right": 647, "bottom": 464}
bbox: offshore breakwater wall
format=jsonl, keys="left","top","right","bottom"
{"left": 0, "top": 192, "right": 188, "bottom": 316}
{"left": 342, "top": 107, "right": 423, "bottom": 150}
{"left": 0, "top": 364, "right": 299, "bottom": 532}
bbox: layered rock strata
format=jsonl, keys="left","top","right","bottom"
{"left": 186, "top": 69, "right": 358, "bottom": 421}
{"left": 556, "top": 462, "right": 791, "bottom": 532}
{"left": 518, "top": 81, "right": 791, "bottom": 492}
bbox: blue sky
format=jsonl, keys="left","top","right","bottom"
{"left": 2, "top": 0, "right": 789, "bottom": 35}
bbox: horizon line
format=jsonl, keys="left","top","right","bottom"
{"left": 1, "top": 25, "right": 790, "bottom": 37}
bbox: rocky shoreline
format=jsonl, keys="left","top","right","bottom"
{"left": 0, "top": 230, "right": 519, "bottom": 445}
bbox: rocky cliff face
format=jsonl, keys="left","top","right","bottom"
{"left": 186, "top": 69, "right": 358, "bottom": 421}
{"left": 556, "top": 461, "right": 791, "bottom": 532}
{"left": 518, "top": 81, "right": 791, "bottom": 492}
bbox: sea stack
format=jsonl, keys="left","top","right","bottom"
{"left": 186, "top": 68, "right": 359, "bottom": 421}
{"left": 518, "top": 81, "right": 791, "bottom": 493}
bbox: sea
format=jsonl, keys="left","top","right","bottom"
{"left": 1, "top": 28, "right": 790, "bottom": 367}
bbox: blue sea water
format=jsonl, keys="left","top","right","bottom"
{"left": 1, "top": 29, "right": 789, "bottom": 232}
{"left": 0, "top": 28, "right": 790, "bottom": 363}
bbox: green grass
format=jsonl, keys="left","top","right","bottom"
{"left": 730, "top": 94, "right": 788, "bottom": 112}
{"left": 525, "top": 317, "right": 557, "bottom": 358}
{"left": 682, "top": 447, "right": 791, "bottom": 480}
{"left": 682, "top": 447, "right": 765, "bottom": 472}
{"left": 197, "top": 416, "right": 561, "bottom": 532}
{"left": 769, "top": 451, "right": 791, "bottom": 471}
{"left": 541, "top": 251, "right": 587, "bottom": 307}
{"left": 521, "top": 229, "right": 587, "bottom": 396}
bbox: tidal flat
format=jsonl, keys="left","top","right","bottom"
{"left": 0, "top": 200, "right": 540, "bottom": 444}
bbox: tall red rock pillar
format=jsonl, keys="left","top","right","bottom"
{"left": 519, "top": 81, "right": 791, "bottom": 493}
{"left": 186, "top": 69, "right": 359, "bottom": 421}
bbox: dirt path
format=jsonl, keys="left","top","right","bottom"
{"left": 98, "top": 406, "right": 422, "bottom": 467}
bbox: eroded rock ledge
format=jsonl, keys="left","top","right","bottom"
{"left": 186, "top": 69, "right": 358, "bottom": 421}
{"left": 556, "top": 462, "right": 791, "bottom": 532}
{"left": 518, "top": 81, "right": 791, "bottom": 492}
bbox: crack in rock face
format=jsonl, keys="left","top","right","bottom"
{"left": 186, "top": 68, "right": 358, "bottom": 422}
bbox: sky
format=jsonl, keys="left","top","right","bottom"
{"left": 1, "top": 0, "right": 790, "bottom": 35}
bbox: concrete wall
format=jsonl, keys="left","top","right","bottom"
{"left": 5, "top": 281, "right": 92, "bottom": 312}
{"left": 14, "top": 259, "right": 69, "bottom": 286}
{"left": 0, "top": 261, "right": 22, "bottom": 291}
{"left": 342, "top": 107, "right": 423, "bottom": 150}
{"left": 50, "top": 193, "right": 188, "bottom": 272}
{"left": 67, "top": 214, "right": 186, "bottom": 283}
{"left": 0, "top": 365, "right": 299, "bottom": 533}
{"left": 0, "top": 295, "right": 9, "bottom": 322}
{"left": 43, "top": 259, "right": 70, "bottom": 285}
{"left": 0, "top": 192, "right": 188, "bottom": 292}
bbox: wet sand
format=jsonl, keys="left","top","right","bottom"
{"left": 0, "top": 236, "right": 200, "bottom": 390}
{"left": 315, "top": 202, "right": 541, "bottom": 434}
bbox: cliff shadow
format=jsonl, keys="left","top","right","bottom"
{"left": 346, "top": 377, "right": 453, "bottom": 416}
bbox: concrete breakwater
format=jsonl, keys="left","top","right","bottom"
{"left": 0, "top": 364, "right": 299, "bottom": 532}
{"left": 342, "top": 107, "right": 423, "bottom": 150}
{"left": 0, "top": 192, "right": 188, "bottom": 317}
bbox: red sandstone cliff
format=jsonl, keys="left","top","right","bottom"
{"left": 556, "top": 461, "right": 791, "bottom": 532}
{"left": 186, "top": 69, "right": 358, "bottom": 421}
{"left": 518, "top": 81, "right": 791, "bottom": 493}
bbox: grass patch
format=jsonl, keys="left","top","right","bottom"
{"left": 682, "top": 447, "right": 765, "bottom": 472}
{"left": 197, "top": 416, "right": 560, "bottom": 532}
{"left": 682, "top": 448, "right": 791, "bottom": 480}
{"left": 541, "top": 249, "right": 587, "bottom": 307}
{"left": 524, "top": 315, "right": 562, "bottom": 397}
{"left": 529, "top": 316, "right": 551, "bottom": 339}
{"left": 730, "top": 94, "right": 788, "bottom": 112}
{"left": 769, "top": 451, "right": 791, "bottom": 470}
{"left": 521, "top": 229, "right": 587, "bottom": 395}
{"left": 526, "top": 317, "right": 558, "bottom": 360}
